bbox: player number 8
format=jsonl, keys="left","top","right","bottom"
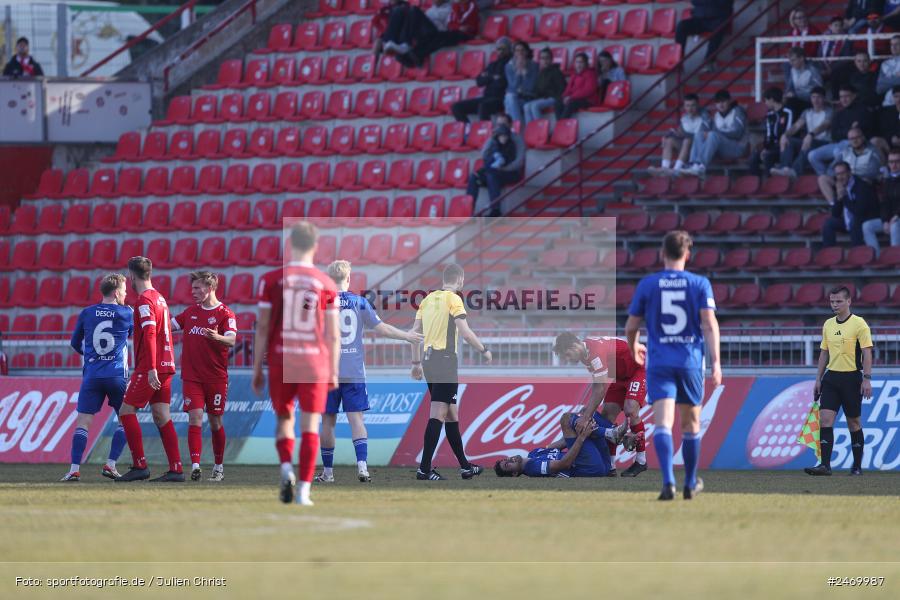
{"left": 213, "top": 394, "right": 222, "bottom": 407}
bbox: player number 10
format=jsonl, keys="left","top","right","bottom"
{"left": 283, "top": 289, "right": 318, "bottom": 332}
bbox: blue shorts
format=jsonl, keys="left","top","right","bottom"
{"left": 325, "top": 382, "right": 370, "bottom": 414}
{"left": 77, "top": 377, "right": 127, "bottom": 415}
{"left": 646, "top": 365, "right": 705, "bottom": 406}
{"left": 563, "top": 435, "right": 612, "bottom": 477}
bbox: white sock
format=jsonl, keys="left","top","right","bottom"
{"left": 604, "top": 428, "right": 617, "bottom": 442}
{"left": 192, "top": 462, "right": 200, "bottom": 471}
{"left": 674, "top": 159, "right": 685, "bottom": 169}
{"left": 106, "top": 459, "right": 116, "bottom": 469}
{"left": 298, "top": 481, "right": 311, "bottom": 500}
{"left": 661, "top": 159, "right": 672, "bottom": 169}
{"left": 323, "top": 466, "right": 333, "bottom": 477}
{"left": 280, "top": 462, "right": 293, "bottom": 479}
{"left": 636, "top": 451, "right": 647, "bottom": 465}
{"left": 357, "top": 460, "right": 368, "bottom": 473}
{"left": 214, "top": 464, "right": 223, "bottom": 471}
{"left": 69, "top": 463, "right": 80, "bottom": 473}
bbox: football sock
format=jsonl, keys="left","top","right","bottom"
{"left": 662, "top": 159, "right": 672, "bottom": 169}
{"left": 299, "top": 432, "right": 319, "bottom": 484}
{"left": 653, "top": 426, "right": 675, "bottom": 486}
{"left": 212, "top": 426, "right": 226, "bottom": 466}
{"left": 636, "top": 451, "right": 647, "bottom": 465}
{"left": 120, "top": 413, "right": 146, "bottom": 470}
{"left": 443, "top": 421, "right": 470, "bottom": 469}
{"left": 70, "top": 427, "right": 88, "bottom": 471}
{"left": 682, "top": 431, "right": 701, "bottom": 489}
{"left": 280, "top": 462, "right": 293, "bottom": 480}
{"left": 850, "top": 429, "right": 864, "bottom": 469}
{"left": 352, "top": 437, "right": 368, "bottom": 463}
{"left": 419, "top": 418, "right": 443, "bottom": 472}
{"left": 298, "top": 481, "right": 311, "bottom": 502}
{"left": 108, "top": 425, "right": 126, "bottom": 463}
{"left": 321, "top": 446, "right": 335, "bottom": 471}
{"left": 820, "top": 426, "right": 834, "bottom": 468}
{"left": 188, "top": 425, "right": 202, "bottom": 467}
{"left": 158, "top": 420, "right": 183, "bottom": 473}
{"left": 631, "top": 419, "right": 646, "bottom": 452}
{"left": 275, "top": 437, "right": 294, "bottom": 466}
{"left": 674, "top": 159, "right": 685, "bottom": 170}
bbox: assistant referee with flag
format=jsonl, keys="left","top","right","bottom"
{"left": 410, "top": 264, "right": 492, "bottom": 481}
{"left": 806, "top": 285, "right": 874, "bottom": 476}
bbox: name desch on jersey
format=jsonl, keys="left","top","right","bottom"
{"left": 71, "top": 303, "right": 133, "bottom": 379}
{"left": 337, "top": 291, "right": 382, "bottom": 383}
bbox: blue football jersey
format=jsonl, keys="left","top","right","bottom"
{"left": 628, "top": 269, "right": 716, "bottom": 369}
{"left": 522, "top": 448, "right": 570, "bottom": 478}
{"left": 337, "top": 291, "right": 382, "bottom": 383}
{"left": 70, "top": 303, "right": 133, "bottom": 379}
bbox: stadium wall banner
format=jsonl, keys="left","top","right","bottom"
{"left": 389, "top": 378, "right": 755, "bottom": 469}
{"left": 0, "top": 80, "right": 44, "bottom": 142}
{"left": 0, "top": 378, "right": 112, "bottom": 463}
{"left": 44, "top": 81, "right": 151, "bottom": 142}
{"left": 711, "top": 377, "right": 900, "bottom": 471}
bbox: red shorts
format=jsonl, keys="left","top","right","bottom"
{"left": 124, "top": 372, "right": 173, "bottom": 409}
{"left": 268, "top": 367, "right": 328, "bottom": 417}
{"left": 183, "top": 380, "right": 228, "bottom": 416}
{"left": 604, "top": 369, "right": 647, "bottom": 409}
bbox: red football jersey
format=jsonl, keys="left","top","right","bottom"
{"left": 257, "top": 263, "right": 338, "bottom": 381}
{"left": 582, "top": 336, "right": 641, "bottom": 382}
{"left": 133, "top": 288, "right": 176, "bottom": 374}
{"left": 173, "top": 303, "right": 237, "bottom": 383}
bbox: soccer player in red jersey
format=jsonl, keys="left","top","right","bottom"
{"left": 117, "top": 257, "right": 183, "bottom": 482}
{"left": 171, "top": 271, "right": 237, "bottom": 482}
{"left": 252, "top": 222, "right": 340, "bottom": 506}
{"left": 553, "top": 332, "right": 649, "bottom": 477}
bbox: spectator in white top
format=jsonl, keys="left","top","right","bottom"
{"left": 785, "top": 47, "right": 823, "bottom": 114}
{"left": 877, "top": 35, "right": 900, "bottom": 102}
{"left": 682, "top": 89, "right": 748, "bottom": 176}
{"left": 425, "top": 0, "right": 452, "bottom": 31}
{"left": 772, "top": 86, "right": 833, "bottom": 177}
{"left": 818, "top": 127, "right": 883, "bottom": 203}
{"left": 648, "top": 93, "right": 710, "bottom": 175}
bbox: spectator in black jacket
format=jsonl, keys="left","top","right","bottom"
{"left": 871, "top": 85, "right": 900, "bottom": 157}
{"left": 675, "top": 0, "right": 734, "bottom": 69}
{"left": 878, "top": 149, "right": 900, "bottom": 248}
{"left": 2, "top": 37, "right": 44, "bottom": 78}
{"left": 845, "top": 0, "right": 885, "bottom": 33}
{"left": 808, "top": 85, "right": 874, "bottom": 174}
{"left": 823, "top": 161, "right": 883, "bottom": 248}
{"left": 451, "top": 37, "right": 513, "bottom": 123}
{"left": 750, "top": 87, "right": 794, "bottom": 175}
{"left": 522, "top": 48, "right": 566, "bottom": 124}
{"left": 837, "top": 52, "right": 880, "bottom": 108}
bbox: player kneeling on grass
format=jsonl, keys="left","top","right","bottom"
{"left": 494, "top": 412, "right": 632, "bottom": 478}
{"left": 553, "top": 333, "right": 649, "bottom": 477}
{"left": 61, "top": 274, "right": 133, "bottom": 482}
{"left": 170, "top": 272, "right": 237, "bottom": 482}
{"left": 316, "top": 261, "right": 424, "bottom": 484}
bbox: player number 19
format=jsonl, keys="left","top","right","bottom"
{"left": 661, "top": 290, "right": 687, "bottom": 335}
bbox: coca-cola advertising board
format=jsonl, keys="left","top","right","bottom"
{"left": 390, "top": 377, "right": 753, "bottom": 468}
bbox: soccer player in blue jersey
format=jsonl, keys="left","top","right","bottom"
{"left": 493, "top": 412, "right": 630, "bottom": 478}
{"left": 60, "top": 274, "right": 134, "bottom": 481}
{"left": 624, "top": 231, "right": 721, "bottom": 501}
{"left": 315, "top": 261, "right": 423, "bottom": 483}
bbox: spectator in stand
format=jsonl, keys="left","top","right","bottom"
{"left": 750, "top": 87, "right": 794, "bottom": 176}
{"left": 844, "top": 52, "right": 880, "bottom": 108}
{"left": 876, "top": 36, "right": 900, "bottom": 103}
{"left": 785, "top": 47, "right": 823, "bottom": 114}
{"left": 808, "top": 85, "right": 874, "bottom": 175}
{"left": 425, "top": 0, "right": 452, "bottom": 31}
{"left": 844, "top": 0, "right": 886, "bottom": 33}
{"left": 879, "top": 149, "right": 900, "bottom": 247}
{"left": 789, "top": 9, "right": 821, "bottom": 58}
{"left": 408, "top": 0, "right": 479, "bottom": 64}
{"left": 2, "top": 37, "right": 44, "bottom": 78}
{"left": 817, "top": 17, "right": 852, "bottom": 81}
{"left": 856, "top": 13, "right": 891, "bottom": 56}
{"left": 675, "top": 1, "right": 735, "bottom": 71}
{"left": 504, "top": 42, "right": 539, "bottom": 125}
{"left": 596, "top": 50, "right": 627, "bottom": 101}
{"left": 648, "top": 93, "right": 711, "bottom": 176}
{"left": 879, "top": 0, "right": 900, "bottom": 28}
{"left": 822, "top": 161, "right": 882, "bottom": 250}
{"left": 451, "top": 38, "right": 513, "bottom": 124}
{"left": 681, "top": 89, "right": 748, "bottom": 176}
{"left": 818, "top": 127, "right": 882, "bottom": 204}
{"left": 872, "top": 86, "right": 900, "bottom": 156}
{"left": 466, "top": 122, "right": 526, "bottom": 217}
{"left": 555, "top": 52, "right": 599, "bottom": 119}
{"left": 522, "top": 48, "right": 566, "bottom": 124}
{"left": 772, "top": 86, "right": 833, "bottom": 177}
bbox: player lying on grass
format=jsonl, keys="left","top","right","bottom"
{"left": 553, "top": 333, "right": 649, "bottom": 477}
{"left": 493, "top": 412, "right": 633, "bottom": 478}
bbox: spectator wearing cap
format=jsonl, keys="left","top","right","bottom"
{"left": 750, "top": 87, "right": 794, "bottom": 176}
{"left": 681, "top": 89, "right": 748, "bottom": 176}
{"left": 822, "top": 161, "right": 882, "bottom": 250}
{"left": 466, "top": 118, "right": 526, "bottom": 217}
{"left": 451, "top": 38, "right": 513, "bottom": 123}
{"left": 555, "top": 52, "right": 599, "bottom": 119}
{"left": 504, "top": 41, "right": 539, "bottom": 125}
{"left": 772, "top": 86, "right": 833, "bottom": 177}
{"left": 3, "top": 37, "right": 44, "bottom": 78}
{"left": 807, "top": 85, "right": 874, "bottom": 175}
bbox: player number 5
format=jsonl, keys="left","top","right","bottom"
{"left": 661, "top": 290, "right": 687, "bottom": 335}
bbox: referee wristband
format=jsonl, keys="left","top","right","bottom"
{"left": 863, "top": 374, "right": 872, "bottom": 379}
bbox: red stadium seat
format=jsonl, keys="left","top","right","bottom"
{"left": 524, "top": 119, "right": 550, "bottom": 148}
{"left": 224, "top": 199, "right": 252, "bottom": 230}
{"left": 38, "top": 277, "right": 65, "bottom": 308}
{"left": 305, "top": 162, "right": 334, "bottom": 192}
{"left": 60, "top": 204, "right": 90, "bottom": 234}
{"left": 270, "top": 57, "right": 298, "bottom": 87}
{"left": 218, "top": 93, "right": 246, "bottom": 123}
{"left": 103, "top": 131, "right": 141, "bottom": 163}
{"left": 627, "top": 248, "right": 659, "bottom": 271}
{"left": 431, "top": 51, "right": 459, "bottom": 80}
{"left": 448, "top": 194, "right": 474, "bottom": 220}
{"left": 146, "top": 240, "right": 172, "bottom": 271}
{"left": 307, "top": 197, "right": 334, "bottom": 220}
{"left": 171, "top": 276, "right": 193, "bottom": 306}
{"left": 169, "top": 165, "right": 197, "bottom": 196}
{"left": 476, "top": 15, "right": 509, "bottom": 44}
{"left": 436, "top": 86, "right": 462, "bottom": 115}
{"left": 10, "top": 277, "right": 38, "bottom": 308}
{"left": 243, "top": 92, "right": 272, "bottom": 122}
{"left": 332, "top": 161, "right": 360, "bottom": 191}
{"left": 647, "top": 43, "right": 682, "bottom": 73}
{"left": 239, "top": 58, "right": 271, "bottom": 89}
{"left": 292, "top": 22, "right": 320, "bottom": 52}
{"left": 382, "top": 88, "right": 410, "bottom": 117}
{"left": 537, "top": 12, "right": 565, "bottom": 40}
{"left": 359, "top": 160, "right": 388, "bottom": 189}
{"left": 411, "top": 122, "right": 438, "bottom": 153}
{"left": 759, "top": 283, "right": 793, "bottom": 308}
{"left": 117, "top": 239, "right": 144, "bottom": 267}
{"left": 10, "top": 204, "right": 37, "bottom": 235}
{"left": 37, "top": 240, "right": 65, "bottom": 271}
{"left": 617, "top": 212, "right": 649, "bottom": 234}
{"left": 393, "top": 195, "right": 420, "bottom": 222}
{"left": 325, "top": 90, "right": 353, "bottom": 119}
{"left": 597, "top": 81, "right": 630, "bottom": 111}
{"left": 563, "top": 11, "right": 594, "bottom": 40}
{"left": 856, "top": 283, "right": 889, "bottom": 307}
{"left": 92, "top": 239, "right": 118, "bottom": 270}
{"left": 611, "top": 8, "right": 648, "bottom": 38}
{"left": 615, "top": 284, "right": 636, "bottom": 308}
{"left": 64, "top": 276, "right": 91, "bottom": 307}
{"left": 348, "top": 19, "right": 373, "bottom": 49}
{"left": 313, "top": 235, "right": 337, "bottom": 265}
{"left": 254, "top": 236, "right": 282, "bottom": 267}
{"left": 255, "top": 23, "right": 293, "bottom": 55}
{"left": 375, "top": 55, "right": 404, "bottom": 82}
{"left": 248, "top": 127, "right": 276, "bottom": 157}
{"left": 353, "top": 88, "right": 381, "bottom": 118}
{"left": 188, "top": 95, "right": 220, "bottom": 124}
{"left": 466, "top": 121, "right": 493, "bottom": 151}
{"left": 299, "top": 90, "right": 326, "bottom": 120}
{"left": 772, "top": 211, "right": 803, "bottom": 235}
{"left": 58, "top": 168, "right": 90, "bottom": 199}
{"left": 708, "top": 213, "right": 741, "bottom": 235}
{"left": 24, "top": 168, "right": 64, "bottom": 200}
{"left": 196, "top": 200, "right": 225, "bottom": 231}
{"left": 723, "top": 176, "right": 760, "bottom": 198}
{"left": 412, "top": 159, "right": 444, "bottom": 190}
{"left": 625, "top": 44, "right": 653, "bottom": 74}
{"left": 10, "top": 239, "right": 38, "bottom": 271}
{"left": 787, "top": 283, "right": 823, "bottom": 307}
{"left": 785, "top": 174, "right": 820, "bottom": 198}
{"left": 34, "top": 204, "right": 62, "bottom": 235}
{"left": 736, "top": 213, "right": 773, "bottom": 235}
{"left": 712, "top": 248, "right": 750, "bottom": 272}
{"left": 63, "top": 240, "right": 91, "bottom": 271}
{"left": 649, "top": 211, "right": 681, "bottom": 233}
{"left": 202, "top": 59, "right": 243, "bottom": 90}
{"left": 383, "top": 123, "right": 411, "bottom": 153}
{"left": 322, "top": 20, "right": 349, "bottom": 50}
{"left": 659, "top": 176, "right": 699, "bottom": 199}
{"left": 12, "top": 353, "right": 36, "bottom": 368}
{"left": 746, "top": 247, "right": 781, "bottom": 271}
{"left": 359, "top": 196, "right": 389, "bottom": 225}
{"left": 777, "top": 247, "right": 812, "bottom": 271}
{"left": 171, "top": 238, "right": 198, "bottom": 268}
{"left": 594, "top": 10, "right": 619, "bottom": 38}
{"left": 444, "top": 158, "right": 470, "bottom": 189}
{"left": 809, "top": 247, "right": 843, "bottom": 270}
{"left": 153, "top": 95, "right": 191, "bottom": 126}
{"left": 799, "top": 212, "right": 829, "bottom": 236}
{"left": 681, "top": 212, "right": 711, "bottom": 233}
{"left": 166, "top": 130, "right": 195, "bottom": 161}
{"left": 840, "top": 245, "right": 875, "bottom": 269}
{"left": 193, "top": 130, "right": 223, "bottom": 159}
{"left": 196, "top": 165, "right": 224, "bottom": 195}
{"left": 437, "top": 121, "right": 466, "bottom": 152}
{"left": 873, "top": 246, "right": 900, "bottom": 269}
{"left": 726, "top": 283, "right": 761, "bottom": 308}
{"left": 250, "top": 163, "right": 278, "bottom": 194}
{"left": 458, "top": 50, "right": 485, "bottom": 80}
{"left": 689, "top": 248, "right": 719, "bottom": 271}
{"left": 758, "top": 175, "right": 790, "bottom": 198}
{"left": 227, "top": 274, "right": 255, "bottom": 303}
{"left": 224, "top": 236, "right": 254, "bottom": 267}
{"left": 282, "top": 198, "right": 305, "bottom": 220}
{"left": 631, "top": 177, "right": 669, "bottom": 199}
{"left": 359, "top": 233, "right": 392, "bottom": 265}
{"left": 223, "top": 164, "right": 252, "bottom": 195}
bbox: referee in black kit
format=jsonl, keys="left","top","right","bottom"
{"left": 806, "top": 285, "right": 874, "bottom": 476}
{"left": 410, "top": 264, "right": 493, "bottom": 481}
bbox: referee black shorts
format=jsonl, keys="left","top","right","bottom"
{"left": 820, "top": 370, "right": 863, "bottom": 419}
{"left": 423, "top": 350, "right": 459, "bottom": 405}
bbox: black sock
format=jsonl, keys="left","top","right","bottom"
{"left": 444, "top": 421, "right": 470, "bottom": 469}
{"left": 419, "top": 418, "right": 443, "bottom": 473}
{"left": 850, "top": 429, "right": 864, "bottom": 469}
{"left": 820, "top": 427, "right": 834, "bottom": 468}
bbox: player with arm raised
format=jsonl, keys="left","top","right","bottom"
{"left": 170, "top": 272, "right": 237, "bottom": 482}
{"left": 315, "top": 260, "right": 423, "bottom": 484}
{"left": 624, "top": 231, "right": 721, "bottom": 501}
{"left": 553, "top": 333, "right": 648, "bottom": 477}
{"left": 252, "top": 222, "right": 340, "bottom": 506}
{"left": 60, "top": 274, "right": 133, "bottom": 482}
{"left": 117, "top": 257, "right": 183, "bottom": 482}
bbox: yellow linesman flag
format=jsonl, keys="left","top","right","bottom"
{"left": 796, "top": 400, "right": 821, "bottom": 462}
